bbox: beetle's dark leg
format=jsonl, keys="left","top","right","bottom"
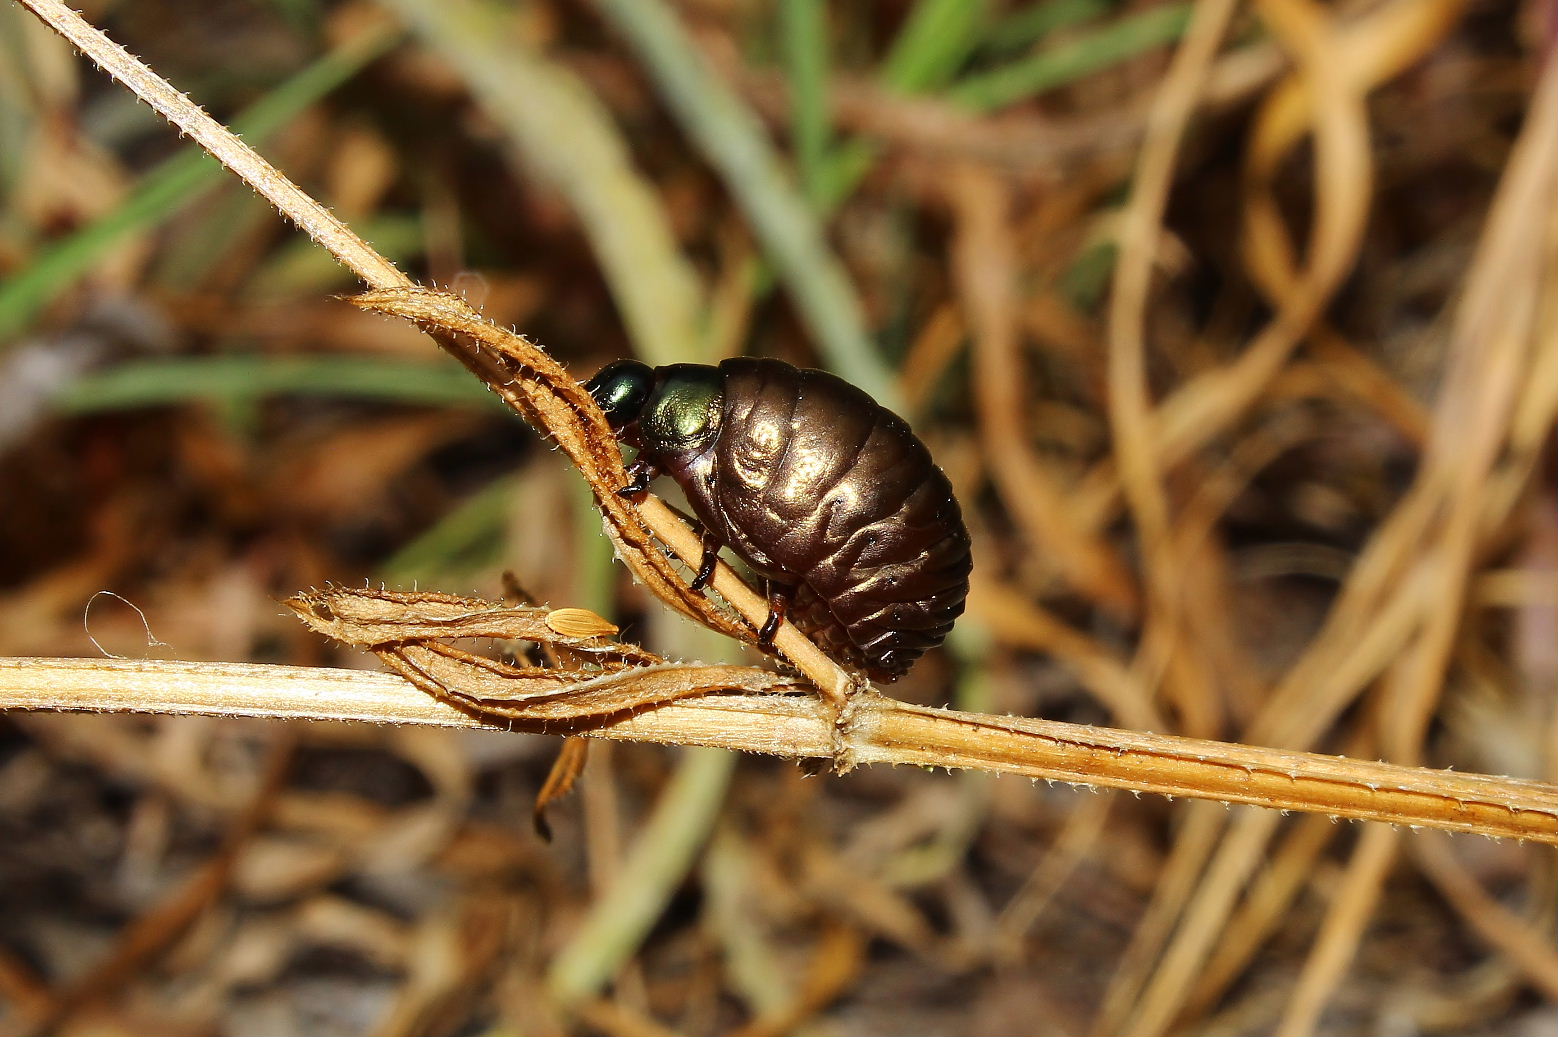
{"left": 758, "top": 587, "right": 790, "bottom": 646}
{"left": 689, "top": 532, "right": 721, "bottom": 591}
{"left": 617, "top": 457, "right": 657, "bottom": 499}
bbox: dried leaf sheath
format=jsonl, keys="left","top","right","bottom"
{"left": 287, "top": 587, "right": 661, "bottom": 663}
{"left": 289, "top": 587, "right": 802, "bottom": 723}
{"left": 383, "top": 649, "right": 801, "bottom": 723}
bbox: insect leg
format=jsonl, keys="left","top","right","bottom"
{"left": 689, "top": 532, "right": 722, "bottom": 591}
{"left": 758, "top": 587, "right": 791, "bottom": 646}
{"left": 616, "top": 457, "right": 658, "bottom": 499}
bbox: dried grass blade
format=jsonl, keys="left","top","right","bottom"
{"left": 287, "top": 587, "right": 659, "bottom": 663}
{"left": 381, "top": 643, "right": 801, "bottom": 723}
{"left": 533, "top": 737, "right": 591, "bottom": 842}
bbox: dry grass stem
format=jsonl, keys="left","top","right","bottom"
{"left": 1, "top": 656, "right": 1553, "bottom": 845}
{"left": 952, "top": 163, "right": 1139, "bottom": 615}
{"left": 1105, "top": 37, "right": 1558, "bottom": 1037}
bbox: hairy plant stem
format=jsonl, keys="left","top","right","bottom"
{"left": 3, "top": 658, "right": 1555, "bottom": 844}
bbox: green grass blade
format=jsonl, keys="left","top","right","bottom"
{"left": 380, "top": 0, "right": 707, "bottom": 368}
{"left": 53, "top": 355, "right": 496, "bottom": 413}
{"left": 0, "top": 27, "right": 398, "bottom": 345}
{"left": 812, "top": 0, "right": 993, "bottom": 212}
{"left": 815, "top": 3, "right": 1188, "bottom": 212}
{"left": 880, "top": 0, "right": 992, "bottom": 92}
{"left": 594, "top": 0, "right": 900, "bottom": 407}
{"left": 380, "top": 476, "right": 517, "bottom": 585}
{"left": 780, "top": 0, "right": 830, "bottom": 206}
{"left": 246, "top": 215, "right": 425, "bottom": 297}
{"left": 984, "top": 0, "right": 1110, "bottom": 54}
{"left": 950, "top": 3, "right": 1192, "bottom": 110}
{"left": 547, "top": 745, "right": 736, "bottom": 1006}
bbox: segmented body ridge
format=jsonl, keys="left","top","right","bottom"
{"left": 656, "top": 358, "right": 971, "bottom": 680}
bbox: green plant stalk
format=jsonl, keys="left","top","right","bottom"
{"left": 563, "top": 471, "right": 616, "bottom": 622}
{"left": 880, "top": 0, "right": 992, "bottom": 91}
{"left": 811, "top": 0, "right": 993, "bottom": 214}
{"left": 381, "top": 477, "right": 519, "bottom": 585}
{"left": 806, "top": 0, "right": 992, "bottom": 210}
{"left": 545, "top": 745, "right": 737, "bottom": 1007}
{"left": 951, "top": 2, "right": 1193, "bottom": 109}
{"left": 54, "top": 354, "right": 496, "bottom": 413}
{"left": 984, "top": 0, "right": 1110, "bottom": 53}
{"left": 593, "top": 0, "right": 899, "bottom": 407}
{"left": 780, "top": 0, "right": 830, "bottom": 206}
{"left": 701, "top": 827, "right": 793, "bottom": 1014}
{"left": 379, "top": 0, "right": 706, "bottom": 368}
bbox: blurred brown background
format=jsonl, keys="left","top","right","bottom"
{"left": 0, "top": 0, "right": 1553, "bottom": 1033}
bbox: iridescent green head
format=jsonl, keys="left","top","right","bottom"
{"left": 586, "top": 361, "right": 723, "bottom": 452}
{"left": 586, "top": 360, "right": 655, "bottom": 429}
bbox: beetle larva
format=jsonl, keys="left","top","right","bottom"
{"left": 586, "top": 357, "right": 971, "bottom": 681}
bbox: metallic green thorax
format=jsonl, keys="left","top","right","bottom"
{"left": 586, "top": 360, "right": 723, "bottom": 452}
{"left": 640, "top": 365, "right": 723, "bottom": 450}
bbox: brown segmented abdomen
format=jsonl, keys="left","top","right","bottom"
{"left": 691, "top": 358, "right": 971, "bottom": 681}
